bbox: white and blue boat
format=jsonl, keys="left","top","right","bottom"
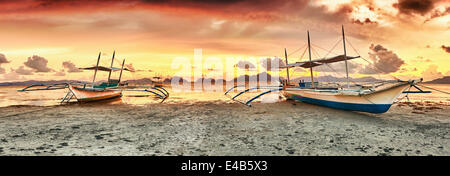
{"left": 18, "top": 51, "right": 169, "bottom": 103}
{"left": 282, "top": 80, "right": 419, "bottom": 113}
{"left": 226, "top": 26, "right": 429, "bottom": 113}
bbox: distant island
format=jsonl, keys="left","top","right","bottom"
{"left": 0, "top": 80, "right": 87, "bottom": 86}
{"left": 424, "top": 76, "right": 450, "bottom": 84}
{"left": 2, "top": 75, "right": 448, "bottom": 86}
{"left": 0, "top": 78, "right": 156, "bottom": 87}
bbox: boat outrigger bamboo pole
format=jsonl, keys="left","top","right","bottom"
{"left": 284, "top": 48, "right": 290, "bottom": 85}
{"left": 92, "top": 52, "right": 101, "bottom": 87}
{"left": 307, "top": 31, "right": 315, "bottom": 88}
{"left": 108, "top": 50, "right": 115, "bottom": 82}
{"left": 342, "top": 25, "right": 350, "bottom": 88}
{"left": 118, "top": 59, "right": 125, "bottom": 83}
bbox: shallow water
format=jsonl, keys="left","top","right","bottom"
{"left": 0, "top": 85, "right": 282, "bottom": 107}
{"left": 0, "top": 84, "right": 449, "bottom": 107}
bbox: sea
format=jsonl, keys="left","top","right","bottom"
{"left": 0, "top": 84, "right": 449, "bottom": 108}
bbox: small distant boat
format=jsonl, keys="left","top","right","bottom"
{"left": 152, "top": 75, "right": 164, "bottom": 88}
{"left": 226, "top": 26, "right": 431, "bottom": 113}
{"left": 19, "top": 51, "right": 169, "bottom": 103}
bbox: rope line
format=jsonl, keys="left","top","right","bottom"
{"left": 287, "top": 44, "right": 308, "bottom": 57}
{"left": 312, "top": 38, "right": 342, "bottom": 59}
{"left": 417, "top": 84, "right": 450, "bottom": 95}
{"left": 311, "top": 46, "right": 321, "bottom": 59}
{"left": 299, "top": 46, "right": 308, "bottom": 62}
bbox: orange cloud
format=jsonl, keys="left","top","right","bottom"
{"left": 0, "top": 53, "right": 9, "bottom": 74}
{"left": 0, "top": 0, "right": 448, "bottom": 82}
{"left": 360, "top": 44, "right": 405, "bottom": 74}
{"left": 442, "top": 45, "right": 450, "bottom": 53}
{"left": 24, "top": 55, "right": 54, "bottom": 72}
{"left": 62, "top": 61, "right": 83, "bottom": 73}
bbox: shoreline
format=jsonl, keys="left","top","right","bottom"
{"left": 0, "top": 101, "right": 449, "bottom": 156}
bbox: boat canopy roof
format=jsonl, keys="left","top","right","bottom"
{"left": 282, "top": 55, "right": 360, "bottom": 68}
{"left": 79, "top": 66, "right": 133, "bottom": 72}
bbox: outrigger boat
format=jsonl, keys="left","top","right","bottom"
{"left": 19, "top": 51, "right": 169, "bottom": 103}
{"left": 226, "top": 26, "right": 431, "bottom": 113}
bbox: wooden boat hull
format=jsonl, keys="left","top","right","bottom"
{"left": 283, "top": 84, "right": 410, "bottom": 113}
{"left": 69, "top": 86, "right": 122, "bottom": 102}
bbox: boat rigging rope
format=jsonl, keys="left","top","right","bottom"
{"left": 287, "top": 47, "right": 309, "bottom": 81}
{"left": 284, "top": 44, "right": 307, "bottom": 79}
{"left": 310, "top": 40, "right": 360, "bottom": 86}
{"left": 312, "top": 38, "right": 342, "bottom": 59}
{"left": 311, "top": 46, "right": 321, "bottom": 59}
{"left": 299, "top": 45, "right": 308, "bottom": 61}
{"left": 321, "top": 62, "right": 359, "bottom": 86}
{"left": 310, "top": 47, "right": 327, "bottom": 81}
{"left": 310, "top": 40, "right": 338, "bottom": 83}
{"left": 393, "top": 86, "right": 412, "bottom": 105}
{"left": 287, "top": 44, "right": 308, "bottom": 57}
{"left": 312, "top": 46, "right": 345, "bottom": 84}
{"left": 323, "top": 63, "right": 341, "bottom": 83}
{"left": 417, "top": 84, "right": 450, "bottom": 95}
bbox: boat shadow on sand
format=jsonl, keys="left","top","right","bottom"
{"left": 283, "top": 99, "right": 418, "bottom": 121}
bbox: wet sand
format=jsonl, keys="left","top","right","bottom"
{"left": 0, "top": 101, "right": 449, "bottom": 156}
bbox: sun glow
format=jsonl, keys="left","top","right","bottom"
{"left": 313, "top": 0, "right": 352, "bottom": 12}
{"left": 351, "top": 5, "right": 379, "bottom": 23}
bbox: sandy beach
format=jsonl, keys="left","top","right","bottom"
{"left": 0, "top": 100, "right": 448, "bottom": 156}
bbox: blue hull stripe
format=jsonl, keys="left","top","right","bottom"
{"left": 290, "top": 95, "right": 392, "bottom": 113}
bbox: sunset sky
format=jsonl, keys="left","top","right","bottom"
{"left": 0, "top": 0, "right": 449, "bottom": 82}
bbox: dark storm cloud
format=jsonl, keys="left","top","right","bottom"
{"left": 138, "top": 0, "right": 315, "bottom": 23}
{"left": 441, "top": 45, "right": 450, "bottom": 53}
{"left": 359, "top": 44, "right": 405, "bottom": 74}
{"left": 24, "top": 55, "right": 54, "bottom": 72}
{"left": 140, "top": 0, "right": 308, "bottom": 11}
{"left": 0, "top": 0, "right": 325, "bottom": 24}
{"left": 1, "top": 0, "right": 309, "bottom": 18}
{"left": 0, "top": 0, "right": 372, "bottom": 40}
{"left": 394, "top": 0, "right": 440, "bottom": 16}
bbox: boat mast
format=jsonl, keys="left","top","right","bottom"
{"left": 107, "top": 50, "right": 115, "bottom": 82}
{"left": 284, "top": 48, "right": 290, "bottom": 85}
{"left": 92, "top": 52, "right": 101, "bottom": 87}
{"left": 342, "top": 25, "right": 349, "bottom": 88}
{"left": 307, "top": 31, "right": 315, "bottom": 88}
{"left": 118, "top": 59, "right": 125, "bottom": 83}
